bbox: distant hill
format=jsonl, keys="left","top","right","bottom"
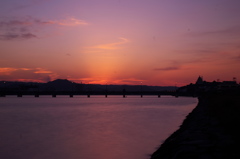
{"left": 0, "top": 79, "right": 177, "bottom": 95}
{"left": 45, "top": 79, "right": 76, "bottom": 91}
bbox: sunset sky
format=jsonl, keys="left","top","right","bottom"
{"left": 0, "top": 0, "right": 240, "bottom": 86}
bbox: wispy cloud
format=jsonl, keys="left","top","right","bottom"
{"left": 69, "top": 77, "right": 145, "bottom": 85}
{"left": 0, "top": 67, "right": 18, "bottom": 75}
{"left": 152, "top": 58, "right": 207, "bottom": 72}
{"left": 46, "top": 17, "right": 88, "bottom": 26}
{"left": 0, "top": 33, "right": 37, "bottom": 40}
{"left": 153, "top": 66, "right": 181, "bottom": 71}
{"left": 113, "top": 78, "right": 145, "bottom": 85}
{"left": 0, "top": 67, "right": 57, "bottom": 82}
{"left": 33, "top": 68, "right": 53, "bottom": 74}
{"left": 89, "top": 38, "right": 130, "bottom": 51}
{"left": 0, "top": 16, "right": 88, "bottom": 40}
{"left": 237, "top": 54, "right": 240, "bottom": 60}
{"left": 186, "top": 26, "right": 240, "bottom": 37}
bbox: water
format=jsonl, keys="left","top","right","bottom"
{"left": 0, "top": 96, "right": 197, "bottom": 159}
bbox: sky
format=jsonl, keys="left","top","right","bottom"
{"left": 0, "top": 0, "right": 240, "bottom": 86}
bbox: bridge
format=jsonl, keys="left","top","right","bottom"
{"left": 0, "top": 90, "right": 178, "bottom": 98}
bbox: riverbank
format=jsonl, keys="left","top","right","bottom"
{"left": 151, "top": 93, "right": 240, "bottom": 159}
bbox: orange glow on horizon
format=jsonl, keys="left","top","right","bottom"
{"left": 1, "top": 1, "right": 240, "bottom": 86}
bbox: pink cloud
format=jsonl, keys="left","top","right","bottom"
{"left": 0, "top": 67, "right": 57, "bottom": 82}
{"left": 0, "top": 68, "right": 18, "bottom": 75}
{"left": 88, "top": 38, "right": 130, "bottom": 51}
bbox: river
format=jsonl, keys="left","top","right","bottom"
{"left": 0, "top": 95, "right": 197, "bottom": 159}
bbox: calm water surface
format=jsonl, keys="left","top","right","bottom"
{"left": 0, "top": 96, "right": 197, "bottom": 159}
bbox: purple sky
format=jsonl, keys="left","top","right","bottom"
{"left": 1, "top": 0, "right": 240, "bottom": 86}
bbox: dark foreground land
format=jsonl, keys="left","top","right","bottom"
{"left": 151, "top": 93, "right": 240, "bottom": 159}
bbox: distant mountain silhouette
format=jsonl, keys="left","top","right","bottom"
{"left": 46, "top": 79, "right": 76, "bottom": 91}
{"left": 0, "top": 79, "right": 178, "bottom": 95}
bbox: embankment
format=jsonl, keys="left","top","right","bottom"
{"left": 151, "top": 93, "right": 240, "bottom": 159}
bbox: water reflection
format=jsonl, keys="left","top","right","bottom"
{"left": 0, "top": 96, "right": 197, "bottom": 159}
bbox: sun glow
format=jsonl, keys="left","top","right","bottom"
{"left": 1, "top": 1, "right": 240, "bottom": 86}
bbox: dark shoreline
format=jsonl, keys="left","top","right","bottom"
{"left": 151, "top": 93, "right": 240, "bottom": 159}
